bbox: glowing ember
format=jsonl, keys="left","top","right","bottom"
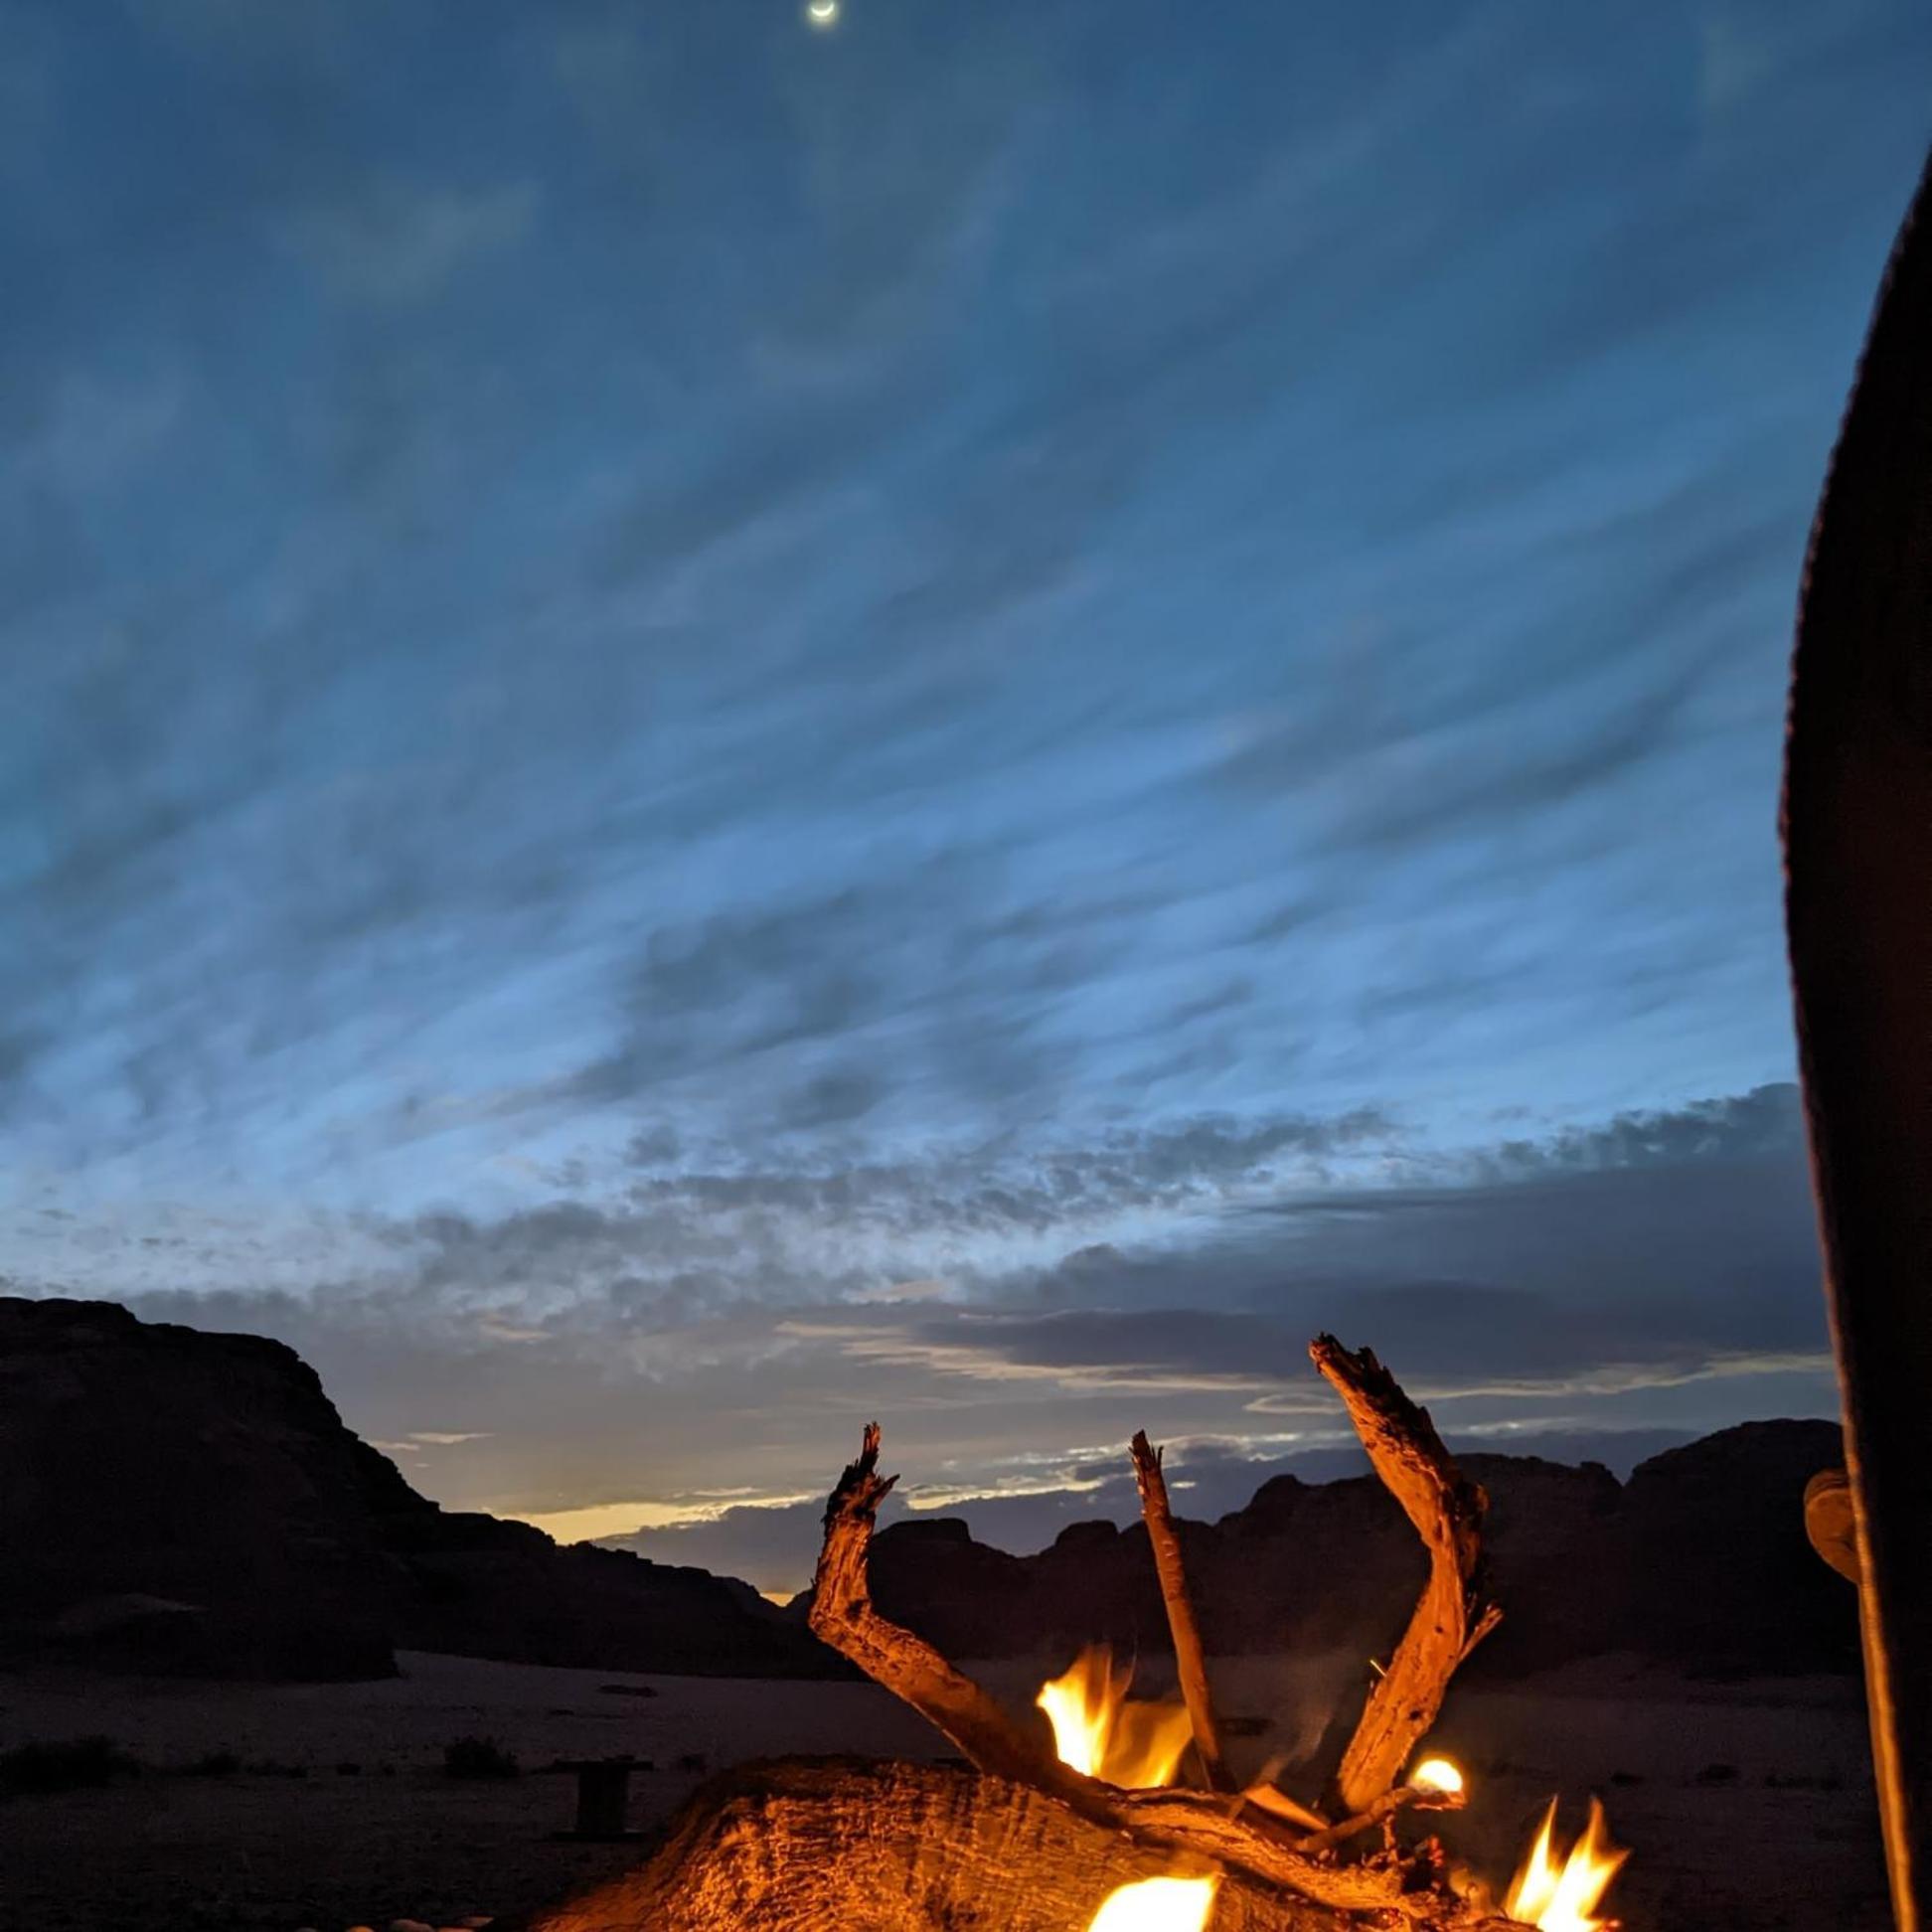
{"left": 1037, "top": 1646, "right": 1195, "bottom": 1788}
{"left": 1505, "top": 1798, "right": 1627, "bottom": 1932}
{"left": 1086, "top": 1874, "right": 1219, "bottom": 1932}
{"left": 1409, "top": 1754, "right": 1464, "bottom": 1796}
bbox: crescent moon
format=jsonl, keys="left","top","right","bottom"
{"left": 807, "top": 0, "right": 838, "bottom": 22}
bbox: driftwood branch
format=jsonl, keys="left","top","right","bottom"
{"left": 1103, "top": 1787, "right": 1494, "bottom": 1918}
{"left": 806, "top": 1421, "right": 1503, "bottom": 1925}
{"left": 1238, "top": 1778, "right": 1331, "bottom": 1833}
{"left": 806, "top": 1423, "right": 1068, "bottom": 1793}
{"left": 1310, "top": 1336, "right": 1499, "bottom": 1818}
{"left": 1293, "top": 1780, "right": 1465, "bottom": 1856}
{"left": 1130, "top": 1428, "right": 1231, "bottom": 1792}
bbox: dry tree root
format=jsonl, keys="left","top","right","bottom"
{"left": 526, "top": 1759, "right": 1517, "bottom": 1932}
{"left": 527, "top": 1337, "right": 1518, "bottom": 1931}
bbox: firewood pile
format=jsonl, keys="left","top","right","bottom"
{"left": 529, "top": 1339, "right": 1614, "bottom": 1931}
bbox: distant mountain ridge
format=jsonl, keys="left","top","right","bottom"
{"left": 831, "top": 1416, "right": 1858, "bottom": 1679}
{"left": 0, "top": 1296, "right": 836, "bottom": 1682}
{"left": 0, "top": 1296, "right": 1857, "bottom": 1683}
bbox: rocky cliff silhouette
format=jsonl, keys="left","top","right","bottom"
{"left": 1, "top": 1296, "right": 1855, "bottom": 1683}
{"left": 842, "top": 1419, "right": 1856, "bottom": 1679}
{"left": 0, "top": 1297, "right": 833, "bottom": 1682}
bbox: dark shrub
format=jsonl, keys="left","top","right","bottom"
{"left": 443, "top": 1734, "right": 519, "bottom": 1779}
{"left": 0, "top": 1737, "right": 139, "bottom": 1795}
{"left": 182, "top": 1750, "right": 242, "bottom": 1778}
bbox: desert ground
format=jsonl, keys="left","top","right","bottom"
{"left": 0, "top": 1650, "right": 1885, "bottom": 1932}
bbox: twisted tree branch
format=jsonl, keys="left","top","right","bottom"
{"left": 1310, "top": 1336, "right": 1499, "bottom": 1817}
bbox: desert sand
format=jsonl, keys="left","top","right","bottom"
{"left": 0, "top": 1650, "right": 1884, "bottom": 1932}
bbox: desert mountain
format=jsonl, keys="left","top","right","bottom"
{"left": 0, "top": 1297, "right": 834, "bottom": 1682}
{"left": 840, "top": 1418, "right": 1857, "bottom": 1679}
{"left": 1, "top": 1296, "right": 1855, "bottom": 1685}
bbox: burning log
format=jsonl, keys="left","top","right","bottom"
{"left": 1291, "top": 1774, "right": 1466, "bottom": 1857}
{"left": 800, "top": 1422, "right": 1463, "bottom": 1916}
{"left": 525, "top": 1338, "right": 1613, "bottom": 1931}
{"left": 523, "top": 1758, "right": 1504, "bottom": 1931}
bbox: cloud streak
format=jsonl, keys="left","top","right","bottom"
{"left": 4, "top": 1082, "right": 1843, "bottom": 1587}
{"left": 0, "top": 0, "right": 1918, "bottom": 1587}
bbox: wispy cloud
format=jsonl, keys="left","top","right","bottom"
{"left": 284, "top": 178, "right": 539, "bottom": 305}
{"left": 7, "top": 1083, "right": 1845, "bottom": 1590}
{"left": 0, "top": 0, "right": 1916, "bottom": 1593}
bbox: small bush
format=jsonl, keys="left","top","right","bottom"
{"left": 443, "top": 1735, "right": 520, "bottom": 1780}
{"left": 334, "top": 1760, "right": 363, "bottom": 1777}
{"left": 182, "top": 1751, "right": 242, "bottom": 1779}
{"left": 0, "top": 1736, "right": 139, "bottom": 1795}
{"left": 674, "top": 1751, "right": 709, "bottom": 1774}
{"left": 1608, "top": 1769, "right": 1645, "bottom": 1788}
{"left": 1694, "top": 1762, "right": 1739, "bottom": 1786}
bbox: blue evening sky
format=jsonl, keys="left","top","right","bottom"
{"left": 3, "top": 0, "right": 1928, "bottom": 1589}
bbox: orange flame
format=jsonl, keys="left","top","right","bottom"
{"left": 1085, "top": 1874, "right": 1218, "bottom": 1932}
{"left": 1037, "top": 1646, "right": 1194, "bottom": 1789}
{"left": 1505, "top": 1798, "right": 1627, "bottom": 1931}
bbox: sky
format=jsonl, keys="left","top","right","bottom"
{"left": 3, "top": 0, "right": 1929, "bottom": 1595}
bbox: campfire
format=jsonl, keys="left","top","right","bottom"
{"left": 1036, "top": 1647, "right": 1196, "bottom": 1789}
{"left": 529, "top": 1336, "right": 1632, "bottom": 1931}
{"left": 1029, "top": 1644, "right": 1623, "bottom": 1931}
{"left": 1504, "top": 1801, "right": 1625, "bottom": 1932}
{"left": 1087, "top": 1874, "right": 1220, "bottom": 1932}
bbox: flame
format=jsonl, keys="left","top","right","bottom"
{"left": 1505, "top": 1798, "right": 1627, "bottom": 1932}
{"left": 1037, "top": 1646, "right": 1195, "bottom": 1789}
{"left": 1086, "top": 1875, "right": 1219, "bottom": 1932}
{"left": 1410, "top": 1754, "right": 1464, "bottom": 1796}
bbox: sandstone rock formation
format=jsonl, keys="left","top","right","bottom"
{"left": 845, "top": 1420, "right": 1854, "bottom": 1678}
{"left": 0, "top": 1296, "right": 401, "bottom": 1680}
{"left": 0, "top": 1297, "right": 835, "bottom": 1682}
